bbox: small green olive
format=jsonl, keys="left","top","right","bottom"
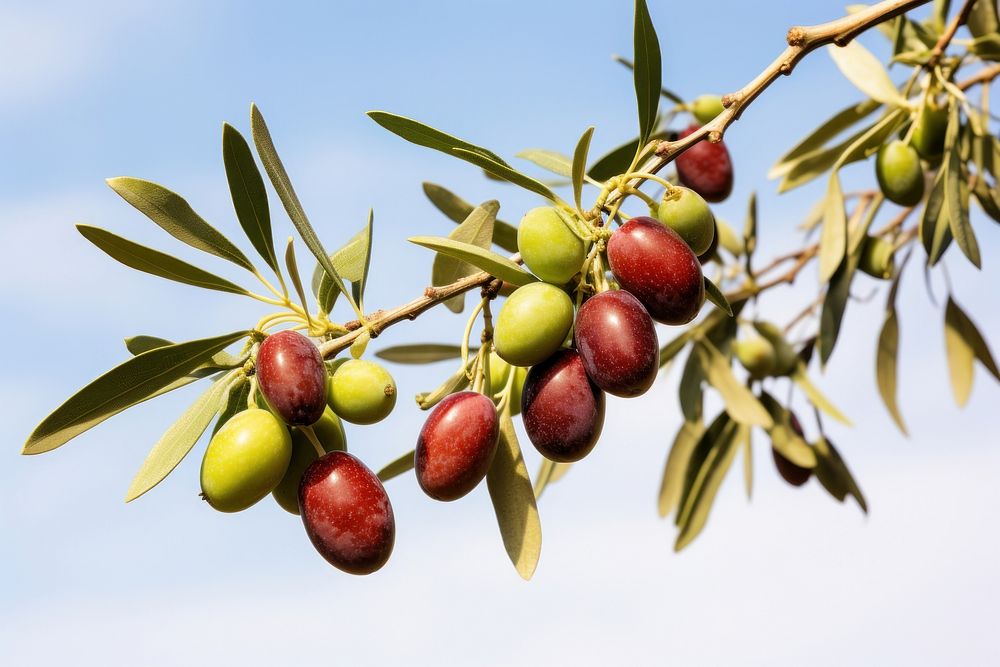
{"left": 201, "top": 409, "right": 292, "bottom": 513}
{"left": 488, "top": 352, "right": 527, "bottom": 415}
{"left": 493, "top": 283, "right": 574, "bottom": 367}
{"left": 691, "top": 94, "right": 724, "bottom": 124}
{"left": 327, "top": 359, "right": 397, "bottom": 425}
{"left": 272, "top": 407, "right": 347, "bottom": 515}
{"left": 876, "top": 140, "right": 924, "bottom": 206}
{"left": 517, "top": 206, "right": 586, "bottom": 284}
{"left": 910, "top": 102, "right": 948, "bottom": 162}
{"left": 657, "top": 186, "right": 716, "bottom": 256}
{"left": 753, "top": 321, "right": 798, "bottom": 376}
{"left": 858, "top": 236, "right": 895, "bottom": 280}
{"left": 733, "top": 335, "right": 777, "bottom": 378}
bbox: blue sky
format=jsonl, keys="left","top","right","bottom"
{"left": 2, "top": 1, "right": 998, "bottom": 664}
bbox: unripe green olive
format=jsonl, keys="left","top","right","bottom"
{"left": 272, "top": 407, "right": 347, "bottom": 515}
{"left": 876, "top": 140, "right": 924, "bottom": 206}
{"left": 488, "top": 352, "right": 527, "bottom": 415}
{"left": 493, "top": 283, "right": 574, "bottom": 367}
{"left": 753, "top": 321, "right": 798, "bottom": 376}
{"left": 858, "top": 236, "right": 895, "bottom": 280}
{"left": 910, "top": 102, "right": 948, "bottom": 162}
{"left": 691, "top": 94, "right": 724, "bottom": 124}
{"left": 201, "top": 408, "right": 292, "bottom": 513}
{"left": 656, "top": 186, "right": 716, "bottom": 256}
{"left": 733, "top": 335, "right": 777, "bottom": 379}
{"left": 517, "top": 207, "right": 586, "bottom": 284}
{"left": 327, "top": 359, "right": 397, "bottom": 425}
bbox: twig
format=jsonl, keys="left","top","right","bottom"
{"left": 927, "top": 0, "right": 979, "bottom": 67}
{"left": 958, "top": 63, "right": 1000, "bottom": 90}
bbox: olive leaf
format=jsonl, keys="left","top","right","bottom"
{"left": 78, "top": 225, "right": 250, "bottom": 296}
{"left": 790, "top": 364, "right": 853, "bottom": 426}
{"left": 451, "top": 148, "right": 560, "bottom": 203}
{"left": 416, "top": 364, "right": 472, "bottom": 410}
{"left": 695, "top": 341, "right": 772, "bottom": 427}
{"left": 876, "top": 267, "right": 908, "bottom": 435}
{"left": 251, "top": 104, "right": 358, "bottom": 316}
{"left": 432, "top": 201, "right": 498, "bottom": 313}
{"left": 921, "top": 167, "right": 952, "bottom": 264}
{"left": 759, "top": 393, "right": 817, "bottom": 468}
{"left": 769, "top": 99, "right": 881, "bottom": 179}
{"left": 516, "top": 149, "right": 573, "bottom": 177}
{"left": 376, "top": 344, "right": 466, "bottom": 364}
{"left": 659, "top": 329, "right": 692, "bottom": 368}
{"left": 487, "top": 405, "right": 542, "bottom": 580}
{"left": 222, "top": 123, "right": 277, "bottom": 274}
{"left": 313, "top": 223, "right": 371, "bottom": 315}
{"left": 632, "top": 0, "right": 661, "bottom": 144}
{"left": 678, "top": 349, "right": 705, "bottom": 423}
{"left": 377, "top": 450, "right": 415, "bottom": 482}
{"left": 422, "top": 183, "right": 518, "bottom": 253}
{"left": 675, "top": 415, "right": 739, "bottom": 551}
{"left": 212, "top": 377, "right": 250, "bottom": 437}
{"left": 367, "top": 111, "right": 510, "bottom": 166}
{"left": 826, "top": 40, "right": 908, "bottom": 107}
{"left": 23, "top": 331, "right": 248, "bottom": 455}
{"left": 944, "top": 297, "right": 1000, "bottom": 407}
{"left": 588, "top": 137, "right": 641, "bottom": 182}
{"left": 676, "top": 413, "right": 729, "bottom": 527}
{"left": 658, "top": 419, "right": 704, "bottom": 518}
{"left": 352, "top": 209, "right": 375, "bottom": 309}
{"left": 572, "top": 126, "right": 595, "bottom": 211}
{"left": 943, "top": 106, "right": 981, "bottom": 267}
{"left": 703, "top": 277, "right": 733, "bottom": 316}
{"left": 737, "top": 424, "right": 752, "bottom": 501}
{"left": 124, "top": 335, "right": 246, "bottom": 374}
{"left": 284, "top": 237, "right": 311, "bottom": 321}
{"left": 408, "top": 236, "right": 537, "bottom": 286}
{"left": 125, "top": 371, "right": 240, "bottom": 502}
{"left": 106, "top": 177, "right": 255, "bottom": 273}
{"left": 819, "top": 174, "right": 847, "bottom": 283}
{"left": 743, "top": 191, "right": 758, "bottom": 266}
{"left": 814, "top": 436, "right": 867, "bottom": 513}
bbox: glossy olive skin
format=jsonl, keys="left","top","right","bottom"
{"left": 327, "top": 359, "right": 397, "bottom": 425}
{"left": 299, "top": 451, "right": 395, "bottom": 575}
{"left": 488, "top": 352, "right": 527, "bottom": 416}
{"left": 607, "top": 216, "right": 705, "bottom": 325}
{"left": 518, "top": 207, "right": 586, "bottom": 284}
{"left": 697, "top": 222, "right": 721, "bottom": 264}
{"left": 859, "top": 236, "right": 896, "bottom": 280}
{"left": 493, "top": 282, "right": 574, "bottom": 367}
{"left": 876, "top": 140, "right": 924, "bottom": 206}
{"left": 733, "top": 335, "right": 776, "bottom": 378}
{"left": 691, "top": 94, "right": 724, "bottom": 124}
{"left": 257, "top": 330, "right": 327, "bottom": 426}
{"left": 773, "top": 448, "right": 811, "bottom": 487}
{"left": 675, "top": 124, "right": 734, "bottom": 203}
{"left": 910, "top": 103, "right": 948, "bottom": 162}
{"left": 272, "top": 407, "right": 347, "bottom": 515}
{"left": 522, "top": 349, "right": 606, "bottom": 462}
{"left": 574, "top": 290, "right": 659, "bottom": 398}
{"left": 201, "top": 409, "right": 292, "bottom": 513}
{"left": 415, "top": 391, "right": 499, "bottom": 501}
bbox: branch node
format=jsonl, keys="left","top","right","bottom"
{"left": 786, "top": 26, "right": 807, "bottom": 46}
{"left": 424, "top": 286, "right": 439, "bottom": 299}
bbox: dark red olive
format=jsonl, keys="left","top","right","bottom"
{"left": 607, "top": 216, "right": 705, "bottom": 325}
{"left": 522, "top": 349, "right": 605, "bottom": 462}
{"left": 299, "top": 451, "right": 395, "bottom": 574}
{"left": 574, "top": 290, "right": 659, "bottom": 398}
{"left": 415, "top": 391, "right": 499, "bottom": 501}
{"left": 772, "top": 448, "right": 811, "bottom": 487}
{"left": 675, "top": 124, "right": 733, "bottom": 202}
{"left": 257, "top": 330, "right": 327, "bottom": 425}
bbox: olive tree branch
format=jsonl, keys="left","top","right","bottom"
{"left": 927, "top": 0, "right": 979, "bottom": 67}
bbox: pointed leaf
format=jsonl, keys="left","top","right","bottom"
{"left": 945, "top": 297, "right": 1000, "bottom": 407}
{"left": 876, "top": 270, "right": 908, "bottom": 434}
{"left": 222, "top": 123, "right": 277, "bottom": 273}
{"left": 695, "top": 342, "right": 772, "bottom": 427}
{"left": 944, "top": 135, "right": 981, "bottom": 268}
{"left": 367, "top": 111, "right": 510, "bottom": 166}
{"left": 703, "top": 276, "right": 732, "bottom": 316}
{"left": 675, "top": 419, "right": 739, "bottom": 551}
{"left": 313, "top": 223, "right": 372, "bottom": 315}
{"left": 657, "top": 420, "right": 704, "bottom": 518}
{"left": 451, "top": 148, "right": 559, "bottom": 202}
{"left": 352, "top": 209, "right": 375, "bottom": 308}
{"left": 212, "top": 377, "right": 250, "bottom": 437}
{"left": 819, "top": 174, "right": 847, "bottom": 282}
{"left": 284, "top": 237, "right": 311, "bottom": 321}
{"left": 422, "top": 183, "right": 518, "bottom": 252}
{"left": 759, "top": 393, "right": 817, "bottom": 468}
{"left": 409, "top": 236, "right": 537, "bottom": 286}
{"left": 738, "top": 424, "right": 752, "bottom": 500}
{"left": 432, "top": 201, "right": 498, "bottom": 313}
{"left": 814, "top": 437, "right": 867, "bottom": 512}
{"left": 572, "top": 127, "right": 595, "bottom": 210}
{"left": 377, "top": 450, "right": 415, "bottom": 482}
{"left": 633, "top": 0, "right": 661, "bottom": 143}
{"left": 516, "top": 149, "right": 572, "bottom": 177}
{"left": 790, "top": 364, "right": 853, "bottom": 426}
{"left": 376, "top": 344, "right": 466, "bottom": 365}
{"left": 588, "top": 137, "right": 641, "bottom": 182}
{"left": 770, "top": 99, "right": 881, "bottom": 179}
{"left": 827, "top": 40, "right": 907, "bottom": 107}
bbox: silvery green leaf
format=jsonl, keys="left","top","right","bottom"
{"left": 431, "top": 201, "right": 498, "bottom": 313}
{"left": 376, "top": 344, "right": 467, "bottom": 364}
{"left": 367, "top": 111, "right": 510, "bottom": 166}
{"left": 657, "top": 420, "right": 704, "bottom": 518}
{"left": 703, "top": 276, "right": 732, "bottom": 316}
{"left": 222, "top": 123, "right": 277, "bottom": 274}
{"left": 451, "top": 148, "right": 559, "bottom": 202}
{"left": 632, "top": 0, "right": 662, "bottom": 143}
{"left": 409, "top": 236, "right": 537, "bottom": 286}
{"left": 377, "top": 450, "right": 415, "bottom": 482}
{"left": 695, "top": 342, "right": 772, "bottom": 427}
{"left": 826, "top": 40, "right": 908, "bottom": 107}
{"left": 769, "top": 99, "right": 880, "bottom": 179}
{"left": 572, "top": 126, "right": 595, "bottom": 211}
{"left": 422, "top": 183, "right": 518, "bottom": 253}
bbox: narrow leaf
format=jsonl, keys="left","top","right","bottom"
{"left": 451, "top": 149, "right": 559, "bottom": 202}
{"left": 675, "top": 419, "right": 739, "bottom": 551}
{"left": 696, "top": 342, "right": 772, "bottom": 427}
{"left": 432, "top": 201, "right": 498, "bottom": 313}
{"left": 222, "top": 123, "right": 277, "bottom": 273}
{"left": 944, "top": 137, "right": 981, "bottom": 267}
{"left": 790, "top": 365, "right": 853, "bottom": 426}
{"left": 814, "top": 437, "right": 867, "bottom": 513}
{"left": 876, "top": 269, "right": 908, "bottom": 434}
{"left": 759, "top": 393, "right": 817, "bottom": 468}
{"left": 572, "top": 127, "right": 595, "bottom": 211}
{"left": 409, "top": 236, "right": 537, "bottom": 286}
{"left": 377, "top": 450, "right": 415, "bottom": 482}
{"left": 944, "top": 298, "right": 976, "bottom": 407}
{"left": 376, "top": 344, "right": 466, "bottom": 364}
{"left": 284, "top": 237, "right": 311, "bottom": 321}
{"left": 422, "top": 182, "right": 518, "bottom": 253}
{"left": 588, "top": 137, "right": 641, "bottom": 182}
{"left": 633, "top": 0, "right": 662, "bottom": 143}
{"left": 819, "top": 174, "right": 847, "bottom": 282}
{"left": 213, "top": 377, "right": 250, "bottom": 437}
{"left": 367, "top": 111, "right": 510, "bottom": 166}
{"left": 515, "top": 149, "right": 572, "bottom": 177}
{"left": 827, "top": 40, "right": 907, "bottom": 107}
{"left": 353, "top": 209, "right": 375, "bottom": 309}
{"left": 657, "top": 420, "right": 704, "bottom": 518}
{"left": 313, "top": 223, "right": 372, "bottom": 315}
{"left": 769, "top": 99, "right": 881, "bottom": 178}
{"left": 703, "top": 276, "right": 732, "bottom": 316}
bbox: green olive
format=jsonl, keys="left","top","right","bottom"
{"left": 656, "top": 186, "right": 716, "bottom": 256}
{"left": 272, "top": 407, "right": 347, "bottom": 515}
{"left": 858, "top": 236, "right": 895, "bottom": 280}
{"left": 201, "top": 408, "right": 292, "bottom": 513}
{"left": 691, "top": 94, "right": 724, "bottom": 124}
{"left": 488, "top": 352, "right": 527, "bottom": 415}
{"left": 753, "top": 321, "right": 798, "bottom": 376}
{"left": 493, "top": 283, "right": 574, "bottom": 367}
{"left": 327, "top": 359, "right": 397, "bottom": 425}
{"left": 517, "top": 206, "right": 586, "bottom": 284}
{"left": 733, "top": 335, "right": 777, "bottom": 378}
{"left": 910, "top": 102, "right": 948, "bottom": 162}
{"left": 876, "top": 140, "right": 924, "bottom": 206}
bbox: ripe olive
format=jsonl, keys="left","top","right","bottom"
{"left": 876, "top": 140, "right": 924, "bottom": 206}
{"left": 272, "top": 407, "right": 347, "bottom": 515}
{"left": 675, "top": 124, "right": 734, "bottom": 203}
{"left": 415, "top": 391, "right": 499, "bottom": 501}
{"left": 858, "top": 236, "right": 895, "bottom": 280}
{"left": 327, "top": 359, "right": 397, "bottom": 425}
{"left": 691, "top": 94, "right": 724, "bottom": 124}
{"left": 521, "top": 349, "right": 605, "bottom": 462}
{"left": 733, "top": 334, "right": 776, "bottom": 379}
{"left": 607, "top": 216, "right": 705, "bottom": 325}
{"left": 517, "top": 206, "right": 586, "bottom": 284}
{"left": 656, "top": 186, "right": 716, "bottom": 256}
{"left": 488, "top": 352, "right": 527, "bottom": 415}
{"left": 493, "top": 282, "right": 574, "bottom": 367}
{"left": 574, "top": 290, "right": 659, "bottom": 398}
{"left": 773, "top": 447, "right": 811, "bottom": 487}
{"left": 300, "top": 451, "right": 395, "bottom": 574}
{"left": 910, "top": 102, "right": 948, "bottom": 162}
{"left": 257, "top": 330, "right": 327, "bottom": 426}
{"left": 753, "top": 321, "right": 798, "bottom": 376}
{"left": 201, "top": 408, "right": 292, "bottom": 513}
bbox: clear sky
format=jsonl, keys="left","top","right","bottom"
{"left": 2, "top": 1, "right": 998, "bottom": 665}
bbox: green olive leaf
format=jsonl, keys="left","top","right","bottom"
{"left": 78, "top": 225, "right": 250, "bottom": 296}
{"left": 790, "top": 364, "right": 853, "bottom": 426}
{"left": 515, "top": 149, "right": 573, "bottom": 177}
{"left": 432, "top": 201, "right": 498, "bottom": 313}
{"left": 124, "top": 336, "right": 246, "bottom": 376}
{"left": 588, "top": 137, "right": 641, "bottom": 182}
{"left": 416, "top": 364, "right": 472, "bottom": 410}
{"left": 703, "top": 276, "right": 733, "bottom": 316}
{"left": 944, "top": 116, "right": 981, "bottom": 268}
{"left": 533, "top": 459, "right": 572, "bottom": 500}
{"left": 759, "top": 392, "right": 817, "bottom": 468}
{"left": 284, "top": 237, "right": 311, "bottom": 321}
{"left": 408, "top": 236, "right": 537, "bottom": 286}
{"left": 632, "top": 0, "right": 661, "bottom": 144}
{"left": 676, "top": 412, "right": 728, "bottom": 527}
{"left": 921, "top": 167, "right": 952, "bottom": 264}
{"left": 487, "top": 405, "right": 542, "bottom": 580}
{"left": 743, "top": 191, "right": 758, "bottom": 264}
{"left": 659, "top": 329, "right": 692, "bottom": 368}
{"left": 125, "top": 371, "right": 240, "bottom": 502}
{"left": 450, "top": 148, "right": 560, "bottom": 203}
{"left": 769, "top": 99, "right": 881, "bottom": 179}
{"left": 826, "top": 40, "right": 908, "bottom": 107}
{"left": 23, "top": 331, "right": 248, "bottom": 455}
{"left": 738, "top": 424, "right": 752, "bottom": 501}
{"left": 212, "top": 376, "right": 250, "bottom": 437}
{"left": 377, "top": 450, "right": 415, "bottom": 482}
{"left": 944, "top": 297, "right": 1000, "bottom": 407}
{"left": 376, "top": 344, "right": 467, "bottom": 364}
{"left": 819, "top": 174, "right": 847, "bottom": 283}
{"left": 571, "top": 126, "right": 595, "bottom": 211}
{"left": 972, "top": 177, "right": 1000, "bottom": 223}
{"left": 222, "top": 123, "right": 277, "bottom": 274}
{"left": 658, "top": 420, "right": 705, "bottom": 518}
{"left": 814, "top": 436, "right": 867, "bottom": 513}
{"left": 367, "top": 111, "right": 511, "bottom": 166}
{"left": 678, "top": 349, "right": 705, "bottom": 423}
{"left": 876, "top": 267, "right": 909, "bottom": 435}
{"left": 421, "top": 183, "right": 518, "bottom": 253}
{"left": 353, "top": 209, "right": 375, "bottom": 310}
{"left": 675, "top": 416, "right": 739, "bottom": 551}
{"left": 695, "top": 341, "right": 772, "bottom": 427}
{"left": 106, "top": 177, "right": 255, "bottom": 273}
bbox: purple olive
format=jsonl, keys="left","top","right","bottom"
{"left": 675, "top": 124, "right": 734, "bottom": 202}
{"left": 257, "top": 330, "right": 327, "bottom": 425}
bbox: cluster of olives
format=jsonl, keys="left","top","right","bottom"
{"left": 875, "top": 99, "right": 948, "bottom": 210}
{"left": 200, "top": 330, "right": 399, "bottom": 575}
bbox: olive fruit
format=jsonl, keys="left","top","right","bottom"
{"left": 574, "top": 290, "right": 659, "bottom": 398}
{"left": 773, "top": 448, "right": 811, "bottom": 487}
{"left": 607, "top": 216, "right": 705, "bottom": 325}
{"left": 753, "top": 321, "right": 798, "bottom": 376}
{"left": 675, "top": 124, "right": 734, "bottom": 202}
{"left": 327, "top": 359, "right": 397, "bottom": 425}
{"left": 201, "top": 409, "right": 292, "bottom": 513}
{"left": 733, "top": 334, "right": 776, "bottom": 379}
{"left": 257, "top": 330, "right": 327, "bottom": 426}
{"left": 488, "top": 352, "right": 527, "bottom": 415}
{"left": 968, "top": 0, "right": 999, "bottom": 38}
{"left": 272, "top": 407, "right": 346, "bottom": 515}
{"left": 517, "top": 206, "right": 586, "bottom": 284}
{"left": 910, "top": 102, "right": 948, "bottom": 162}
{"left": 521, "top": 349, "right": 605, "bottom": 462}
{"left": 876, "top": 140, "right": 924, "bottom": 206}
{"left": 656, "top": 186, "right": 716, "bottom": 256}
{"left": 691, "top": 94, "right": 724, "bottom": 124}
{"left": 415, "top": 391, "right": 499, "bottom": 501}
{"left": 493, "top": 282, "right": 574, "bottom": 367}
{"left": 300, "top": 451, "right": 395, "bottom": 574}
{"left": 697, "top": 221, "right": 720, "bottom": 264}
{"left": 858, "top": 236, "right": 895, "bottom": 280}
